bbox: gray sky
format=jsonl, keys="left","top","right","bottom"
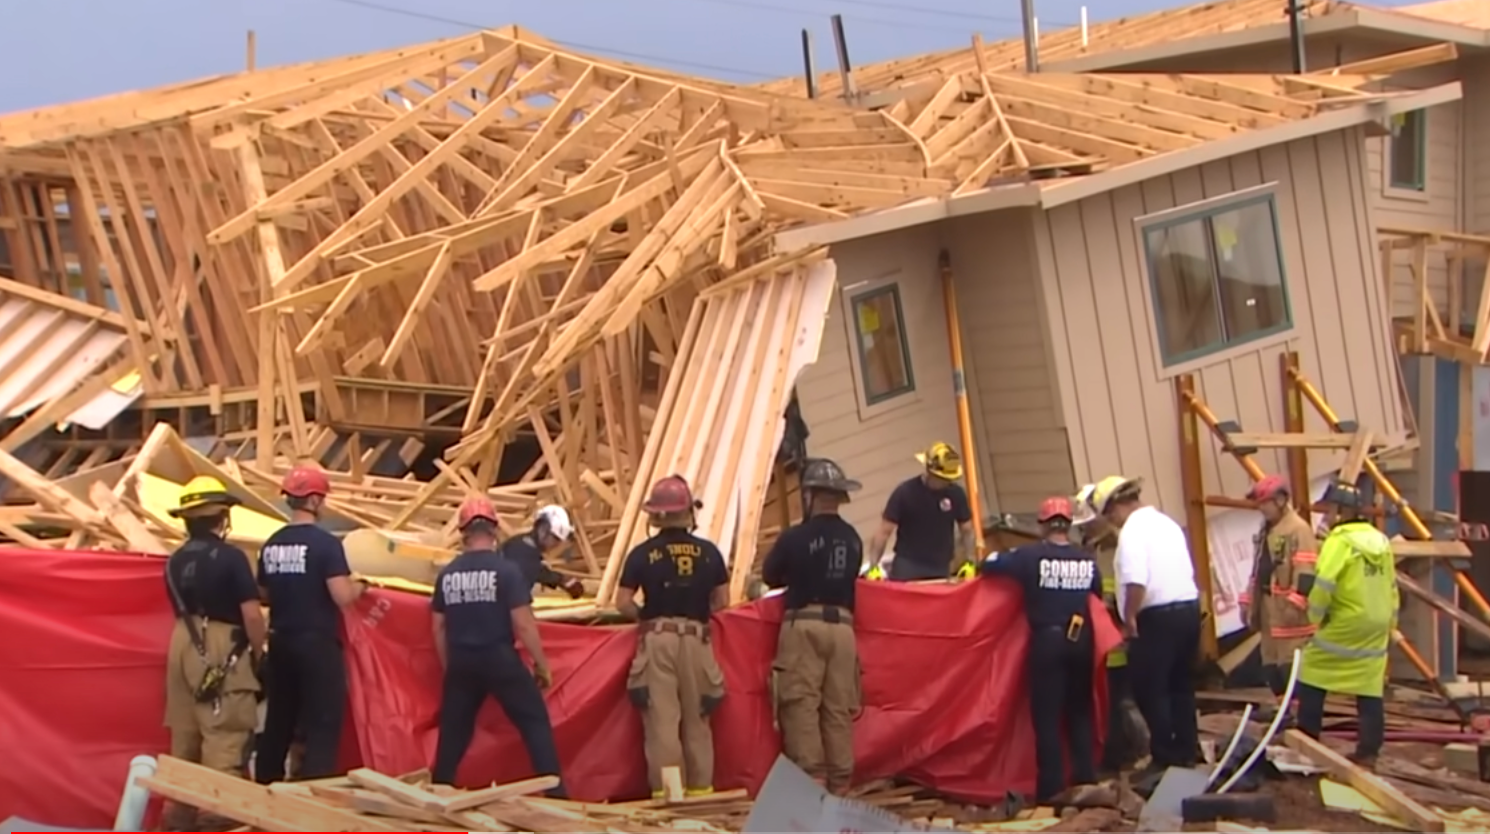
{"left": 0, "top": 0, "right": 1426, "bottom": 113}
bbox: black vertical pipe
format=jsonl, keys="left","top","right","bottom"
{"left": 801, "top": 29, "right": 818, "bottom": 99}
{"left": 1287, "top": 0, "right": 1306, "bottom": 73}
{"left": 1020, "top": 0, "right": 1040, "bottom": 71}
{"left": 830, "top": 14, "right": 857, "bottom": 101}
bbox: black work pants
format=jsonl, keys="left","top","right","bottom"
{"left": 1101, "top": 665, "right": 1137, "bottom": 771}
{"left": 1296, "top": 682, "right": 1384, "bottom": 761}
{"left": 1127, "top": 601, "right": 1201, "bottom": 769}
{"left": 432, "top": 646, "right": 565, "bottom": 794}
{"left": 255, "top": 631, "right": 347, "bottom": 783}
{"left": 1028, "top": 624, "right": 1097, "bottom": 801}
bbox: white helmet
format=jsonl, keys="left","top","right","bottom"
{"left": 535, "top": 504, "right": 573, "bottom": 541}
{"left": 1071, "top": 483, "right": 1098, "bottom": 527}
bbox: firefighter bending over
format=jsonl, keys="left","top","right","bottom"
{"left": 762, "top": 458, "right": 864, "bottom": 795}
{"left": 161, "top": 478, "right": 266, "bottom": 827}
{"left": 618, "top": 475, "right": 729, "bottom": 797}
{"left": 981, "top": 496, "right": 1101, "bottom": 802}
{"left": 503, "top": 505, "right": 586, "bottom": 599}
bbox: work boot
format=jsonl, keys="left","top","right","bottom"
{"left": 1348, "top": 751, "right": 1378, "bottom": 770}
{"left": 159, "top": 802, "right": 197, "bottom": 832}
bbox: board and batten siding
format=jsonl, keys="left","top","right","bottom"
{"left": 1113, "top": 37, "right": 1462, "bottom": 316}
{"left": 794, "top": 224, "right": 969, "bottom": 536}
{"left": 1464, "top": 53, "right": 1490, "bottom": 235}
{"left": 943, "top": 211, "right": 1075, "bottom": 512}
{"left": 1031, "top": 130, "right": 1406, "bottom": 519}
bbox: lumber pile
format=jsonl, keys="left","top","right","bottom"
{"left": 0, "top": 27, "right": 1455, "bottom": 603}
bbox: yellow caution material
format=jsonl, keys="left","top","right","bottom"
{"left": 1319, "top": 779, "right": 1413, "bottom": 830}
{"left": 1102, "top": 576, "right": 1127, "bottom": 668}
{"left": 140, "top": 473, "right": 281, "bottom": 542}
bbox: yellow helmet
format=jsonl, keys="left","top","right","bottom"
{"left": 1089, "top": 475, "right": 1142, "bottom": 516}
{"left": 168, "top": 475, "right": 243, "bottom": 518}
{"left": 1071, "top": 483, "right": 1098, "bottom": 526}
{"left": 915, "top": 442, "right": 963, "bottom": 481}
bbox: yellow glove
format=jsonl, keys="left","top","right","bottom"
{"left": 955, "top": 561, "right": 978, "bottom": 581}
{"left": 862, "top": 564, "right": 886, "bottom": 581}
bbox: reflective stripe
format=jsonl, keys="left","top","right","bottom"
{"left": 1292, "top": 550, "right": 1318, "bottom": 564}
{"left": 1309, "top": 635, "right": 1387, "bottom": 659}
{"left": 1285, "top": 591, "right": 1307, "bottom": 609}
{"left": 1314, "top": 577, "right": 1337, "bottom": 593}
{"left": 1238, "top": 592, "right": 1252, "bottom": 605}
{"left": 1271, "top": 624, "right": 1316, "bottom": 638}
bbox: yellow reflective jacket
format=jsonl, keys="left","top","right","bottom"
{"left": 1299, "top": 521, "right": 1398, "bottom": 698}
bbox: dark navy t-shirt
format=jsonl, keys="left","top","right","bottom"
{"left": 432, "top": 549, "right": 531, "bottom": 650}
{"left": 257, "top": 523, "right": 351, "bottom": 636}
{"left": 884, "top": 476, "right": 972, "bottom": 579}
{"left": 618, "top": 529, "right": 727, "bottom": 623}
{"left": 501, "top": 532, "right": 566, "bottom": 589}
{"left": 982, "top": 540, "right": 1102, "bottom": 629}
{"left": 166, "top": 537, "right": 259, "bottom": 625}
{"left": 762, "top": 513, "right": 861, "bottom": 611}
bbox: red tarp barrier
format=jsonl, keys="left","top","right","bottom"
{"left": 0, "top": 548, "right": 1119, "bottom": 828}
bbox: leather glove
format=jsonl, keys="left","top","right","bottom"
{"left": 701, "top": 693, "right": 724, "bottom": 717}
{"left": 534, "top": 664, "right": 553, "bottom": 690}
{"left": 561, "top": 577, "right": 585, "bottom": 600}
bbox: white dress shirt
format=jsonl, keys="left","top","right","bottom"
{"left": 1114, "top": 505, "right": 1200, "bottom": 622}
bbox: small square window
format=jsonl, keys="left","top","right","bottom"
{"left": 850, "top": 285, "right": 914, "bottom": 404}
{"left": 1389, "top": 109, "right": 1427, "bottom": 192}
{"left": 1143, "top": 195, "right": 1293, "bottom": 366}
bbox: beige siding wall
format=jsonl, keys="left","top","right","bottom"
{"left": 1117, "top": 37, "right": 1464, "bottom": 315}
{"left": 942, "top": 211, "right": 1074, "bottom": 513}
{"left": 1032, "top": 130, "right": 1406, "bottom": 519}
{"left": 1465, "top": 54, "right": 1490, "bottom": 234}
{"left": 795, "top": 224, "right": 968, "bottom": 535}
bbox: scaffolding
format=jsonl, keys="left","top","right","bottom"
{"left": 1175, "top": 350, "right": 1488, "bottom": 693}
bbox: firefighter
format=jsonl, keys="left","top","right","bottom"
{"left": 1073, "top": 483, "right": 1141, "bottom": 773}
{"left": 502, "top": 504, "right": 586, "bottom": 599}
{"left": 161, "top": 477, "right": 266, "bottom": 826}
{"left": 431, "top": 496, "right": 565, "bottom": 794}
{"left": 1091, "top": 474, "right": 1202, "bottom": 771}
{"left": 1296, "top": 480, "right": 1398, "bottom": 768}
{"left": 616, "top": 475, "right": 729, "bottom": 797}
{"left": 864, "top": 442, "right": 975, "bottom": 581}
{"left": 761, "top": 458, "right": 863, "bottom": 795}
{"left": 981, "top": 496, "right": 1100, "bottom": 802}
{"left": 1239, "top": 475, "right": 1319, "bottom": 699}
{"left": 254, "top": 465, "right": 366, "bottom": 784}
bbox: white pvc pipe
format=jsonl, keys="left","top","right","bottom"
{"left": 1203, "top": 703, "right": 1255, "bottom": 790}
{"left": 1080, "top": 7, "right": 1089, "bottom": 47}
{"left": 114, "top": 755, "right": 158, "bottom": 831}
{"left": 1217, "top": 647, "right": 1302, "bottom": 794}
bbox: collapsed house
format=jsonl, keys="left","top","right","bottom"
{"left": 0, "top": 25, "right": 1473, "bottom": 627}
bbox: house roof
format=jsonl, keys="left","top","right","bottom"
{"left": 1396, "top": 0, "right": 1490, "bottom": 27}
{"left": 761, "top": 0, "right": 1486, "bottom": 100}
{"left": 0, "top": 29, "right": 1460, "bottom": 411}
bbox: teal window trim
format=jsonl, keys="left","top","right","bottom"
{"left": 850, "top": 284, "right": 915, "bottom": 405}
{"left": 1142, "top": 193, "right": 1294, "bottom": 367}
{"left": 1389, "top": 109, "right": 1427, "bottom": 191}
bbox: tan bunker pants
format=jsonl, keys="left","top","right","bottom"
{"left": 627, "top": 618, "right": 725, "bottom": 795}
{"left": 162, "top": 619, "right": 259, "bottom": 828}
{"left": 773, "top": 605, "right": 860, "bottom": 793}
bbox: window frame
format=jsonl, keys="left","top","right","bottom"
{"left": 1385, "top": 108, "right": 1428, "bottom": 197}
{"left": 841, "top": 273, "right": 919, "bottom": 420}
{"left": 1136, "top": 185, "right": 1296, "bottom": 375}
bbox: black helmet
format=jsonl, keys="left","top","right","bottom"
{"left": 801, "top": 458, "right": 862, "bottom": 494}
{"left": 1323, "top": 480, "right": 1364, "bottom": 509}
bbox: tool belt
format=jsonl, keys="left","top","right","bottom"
{"left": 785, "top": 605, "right": 853, "bottom": 625}
{"left": 642, "top": 618, "right": 711, "bottom": 642}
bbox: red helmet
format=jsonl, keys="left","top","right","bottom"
{"left": 281, "top": 465, "right": 330, "bottom": 499}
{"left": 457, "top": 495, "right": 499, "bottom": 530}
{"left": 1248, "top": 475, "right": 1289, "bottom": 503}
{"left": 1037, "top": 496, "right": 1073, "bottom": 523}
{"left": 642, "top": 475, "right": 699, "bottom": 514}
